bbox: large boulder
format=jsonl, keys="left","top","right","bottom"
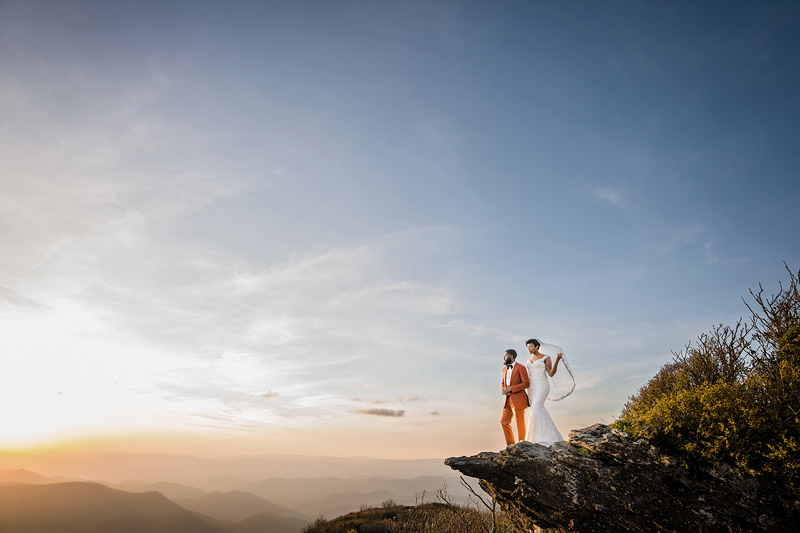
{"left": 445, "top": 424, "right": 799, "bottom": 532}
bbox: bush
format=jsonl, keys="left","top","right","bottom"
{"left": 616, "top": 264, "right": 800, "bottom": 494}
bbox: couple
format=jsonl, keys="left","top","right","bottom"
{"left": 501, "top": 338, "right": 574, "bottom": 447}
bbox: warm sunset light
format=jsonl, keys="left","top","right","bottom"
{"left": 2, "top": 0, "right": 798, "bottom": 468}
{"left": 2, "top": 2, "right": 799, "bottom": 532}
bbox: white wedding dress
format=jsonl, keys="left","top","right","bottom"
{"left": 524, "top": 356, "right": 564, "bottom": 446}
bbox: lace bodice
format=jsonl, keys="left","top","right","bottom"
{"left": 527, "top": 356, "right": 550, "bottom": 382}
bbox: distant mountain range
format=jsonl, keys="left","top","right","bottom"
{"left": 0, "top": 481, "right": 309, "bottom": 533}
{"left": 193, "top": 474, "right": 469, "bottom": 516}
{"left": 0, "top": 450, "right": 451, "bottom": 482}
{"left": 0, "top": 465, "right": 481, "bottom": 531}
{"left": 174, "top": 490, "right": 309, "bottom": 521}
{"left": 109, "top": 480, "right": 210, "bottom": 500}
{"left": 0, "top": 468, "right": 80, "bottom": 484}
{"left": 0, "top": 482, "right": 224, "bottom": 533}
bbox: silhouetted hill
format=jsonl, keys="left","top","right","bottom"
{"left": 174, "top": 490, "right": 309, "bottom": 521}
{"left": 109, "top": 480, "right": 210, "bottom": 500}
{"left": 0, "top": 482, "right": 226, "bottom": 533}
{"left": 0, "top": 468, "right": 78, "bottom": 484}
{"left": 0, "top": 470, "right": 210, "bottom": 501}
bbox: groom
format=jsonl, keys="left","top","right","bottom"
{"left": 501, "top": 349, "right": 530, "bottom": 446}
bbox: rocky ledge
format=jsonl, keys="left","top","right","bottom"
{"left": 445, "top": 423, "right": 799, "bottom": 532}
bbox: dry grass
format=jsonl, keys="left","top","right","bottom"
{"left": 301, "top": 484, "right": 534, "bottom": 533}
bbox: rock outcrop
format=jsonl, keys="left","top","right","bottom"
{"left": 445, "top": 424, "right": 800, "bottom": 532}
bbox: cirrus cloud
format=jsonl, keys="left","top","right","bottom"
{"left": 351, "top": 408, "right": 406, "bottom": 417}
{"left": 582, "top": 185, "right": 628, "bottom": 209}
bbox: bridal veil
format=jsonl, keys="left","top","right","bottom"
{"left": 537, "top": 342, "right": 576, "bottom": 401}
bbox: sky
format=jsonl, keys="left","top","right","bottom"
{"left": 1, "top": 0, "right": 799, "bottom": 459}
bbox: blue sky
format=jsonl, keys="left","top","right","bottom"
{"left": 1, "top": 0, "right": 799, "bottom": 458}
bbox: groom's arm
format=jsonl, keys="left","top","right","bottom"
{"left": 508, "top": 366, "right": 530, "bottom": 393}
{"left": 517, "top": 365, "right": 530, "bottom": 391}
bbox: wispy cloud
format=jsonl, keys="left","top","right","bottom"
{"left": 352, "top": 398, "right": 390, "bottom": 404}
{"left": 703, "top": 240, "right": 748, "bottom": 265}
{"left": 351, "top": 396, "right": 426, "bottom": 405}
{"left": 641, "top": 223, "right": 707, "bottom": 259}
{"left": 435, "top": 319, "right": 489, "bottom": 336}
{"left": 1, "top": 131, "right": 465, "bottom": 434}
{"left": 582, "top": 185, "right": 628, "bottom": 209}
{"left": 351, "top": 408, "right": 406, "bottom": 417}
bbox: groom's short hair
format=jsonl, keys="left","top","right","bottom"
{"left": 526, "top": 338, "right": 540, "bottom": 347}
{"left": 505, "top": 349, "right": 517, "bottom": 359}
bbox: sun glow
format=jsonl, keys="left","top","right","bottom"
{"left": 0, "top": 300, "right": 170, "bottom": 448}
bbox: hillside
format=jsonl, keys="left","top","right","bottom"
{"left": 298, "top": 501, "right": 514, "bottom": 533}
{"left": 0, "top": 482, "right": 226, "bottom": 533}
{"left": 109, "top": 480, "right": 210, "bottom": 500}
{"left": 0, "top": 468, "right": 78, "bottom": 484}
{"left": 174, "top": 489, "right": 309, "bottom": 521}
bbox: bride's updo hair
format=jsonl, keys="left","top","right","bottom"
{"left": 526, "top": 338, "right": 540, "bottom": 347}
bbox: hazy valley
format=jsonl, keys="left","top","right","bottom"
{"left": 0, "top": 453, "right": 478, "bottom": 532}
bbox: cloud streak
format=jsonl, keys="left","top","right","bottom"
{"left": 582, "top": 185, "right": 628, "bottom": 209}
{"left": 0, "top": 104, "right": 467, "bottom": 434}
{"left": 703, "top": 241, "right": 748, "bottom": 265}
{"left": 351, "top": 408, "right": 406, "bottom": 417}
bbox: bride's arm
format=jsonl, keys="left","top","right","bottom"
{"left": 545, "top": 353, "right": 564, "bottom": 377}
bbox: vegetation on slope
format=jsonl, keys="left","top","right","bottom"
{"left": 615, "top": 264, "right": 800, "bottom": 495}
{"left": 300, "top": 486, "right": 533, "bottom": 533}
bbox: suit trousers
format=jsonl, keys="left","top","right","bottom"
{"left": 501, "top": 403, "right": 526, "bottom": 445}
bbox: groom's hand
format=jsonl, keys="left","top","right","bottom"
{"left": 502, "top": 386, "right": 512, "bottom": 394}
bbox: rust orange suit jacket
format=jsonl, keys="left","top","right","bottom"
{"left": 502, "top": 362, "right": 530, "bottom": 409}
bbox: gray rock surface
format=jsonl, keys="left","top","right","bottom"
{"left": 445, "top": 423, "right": 800, "bottom": 532}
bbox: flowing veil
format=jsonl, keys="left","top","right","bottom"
{"left": 538, "top": 342, "right": 576, "bottom": 401}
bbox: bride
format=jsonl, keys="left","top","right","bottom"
{"left": 524, "top": 338, "right": 573, "bottom": 446}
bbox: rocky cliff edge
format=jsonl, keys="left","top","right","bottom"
{"left": 445, "top": 423, "right": 800, "bottom": 532}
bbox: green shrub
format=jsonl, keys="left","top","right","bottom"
{"left": 616, "top": 264, "right": 800, "bottom": 495}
